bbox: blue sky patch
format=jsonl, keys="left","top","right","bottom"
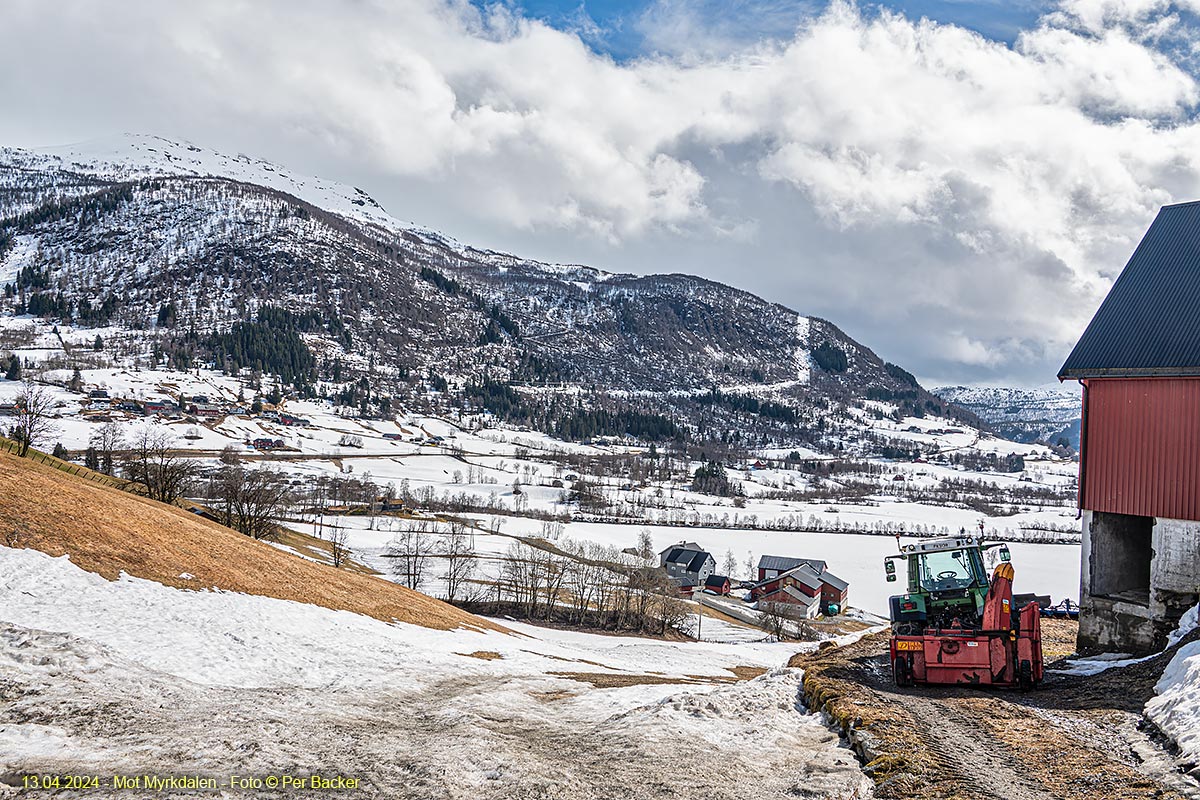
{"left": 480, "top": 0, "right": 1055, "bottom": 59}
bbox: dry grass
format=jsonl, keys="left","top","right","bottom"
{"left": 549, "top": 671, "right": 706, "bottom": 688}
{"left": 458, "top": 651, "right": 504, "bottom": 661}
{"left": 1039, "top": 618, "right": 1080, "bottom": 660}
{"left": 551, "top": 664, "right": 769, "bottom": 689}
{"left": 790, "top": 633, "right": 935, "bottom": 794}
{"left": 0, "top": 451, "right": 503, "bottom": 633}
{"left": 725, "top": 665, "right": 769, "bottom": 680}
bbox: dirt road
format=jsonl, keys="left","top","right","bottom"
{"left": 794, "top": 621, "right": 1200, "bottom": 799}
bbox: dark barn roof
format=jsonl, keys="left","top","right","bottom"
{"left": 664, "top": 547, "right": 712, "bottom": 573}
{"left": 820, "top": 571, "right": 849, "bottom": 592}
{"left": 1060, "top": 201, "right": 1200, "bottom": 379}
{"left": 758, "top": 555, "right": 827, "bottom": 574}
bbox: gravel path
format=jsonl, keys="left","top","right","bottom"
{"left": 795, "top": 626, "right": 1200, "bottom": 800}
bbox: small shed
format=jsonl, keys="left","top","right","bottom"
{"left": 704, "top": 574, "right": 731, "bottom": 595}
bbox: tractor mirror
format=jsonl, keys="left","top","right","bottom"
{"left": 885, "top": 560, "right": 896, "bottom": 575}
{"left": 999, "top": 546, "right": 1011, "bottom": 563}
{"left": 886, "top": 573, "right": 897, "bottom": 582}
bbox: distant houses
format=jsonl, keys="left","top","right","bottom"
{"left": 142, "top": 400, "right": 179, "bottom": 417}
{"left": 659, "top": 542, "right": 716, "bottom": 591}
{"left": 69, "top": 384, "right": 322, "bottom": 433}
{"left": 656, "top": 543, "right": 850, "bottom": 619}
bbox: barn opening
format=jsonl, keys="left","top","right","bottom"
{"left": 1089, "top": 511, "right": 1154, "bottom": 605}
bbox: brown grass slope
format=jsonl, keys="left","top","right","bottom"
{"left": 0, "top": 450, "right": 501, "bottom": 632}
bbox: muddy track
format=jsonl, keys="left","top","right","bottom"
{"left": 794, "top": 623, "right": 1200, "bottom": 800}
{"left": 897, "top": 696, "right": 1057, "bottom": 800}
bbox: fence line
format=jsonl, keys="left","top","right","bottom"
{"left": 0, "top": 437, "right": 127, "bottom": 490}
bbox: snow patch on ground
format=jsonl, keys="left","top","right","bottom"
{"left": 0, "top": 546, "right": 874, "bottom": 798}
{"left": 1145, "top": 605, "right": 1200, "bottom": 766}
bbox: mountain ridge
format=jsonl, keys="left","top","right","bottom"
{"left": 0, "top": 134, "right": 982, "bottom": 453}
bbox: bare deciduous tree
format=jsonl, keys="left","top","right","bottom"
{"left": 388, "top": 521, "right": 434, "bottom": 590}
{"left": 219, "top": 443, "right": 243, "bottom": 466}
{"left": 636, "top": 529, "right": 655, "bottom": 563}
{"left": 216, "top": 466, "right": 293, "bottom": 540}
{"left": 440, "top": 521, "right": 477, "bottom": 603}
{"left": 122, "top": 427, "right": 199, "bottom": 503}
{"left": 327, "top": 525, "right": 350, "bottom": 568}
{"left": 757, "top": 601, "right": 789, "bottom": 640}
{"left": 12, "top": 380, "right": 56, "bottom": 457}
{"left": 90, "top": 421, "right": 124, "bottom": 475}
{"left": 722, "top": 549, "right": 737, "bottom": 579}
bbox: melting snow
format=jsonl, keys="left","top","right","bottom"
{"left": 1145, "top": 605, "right": 1200, "bottom": 765}
{"left": 0, "top": 546, "right": 873, "bottom": 798}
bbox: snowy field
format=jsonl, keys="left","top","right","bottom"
{"left": 329, "top": 511, "right": 1082, "bottom": 619}
{"left": 0, "top": 547, "right": 872, "bottom": 799}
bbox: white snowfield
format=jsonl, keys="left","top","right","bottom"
{"left": 1144, "top": 605, "right": 1200, "bottom": 767}
{"left": 0, "top": 547, "right": 873, "bottom": 799}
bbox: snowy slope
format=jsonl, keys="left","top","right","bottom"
{"left": 26, "top": 134, "right": 402, "bottom": 231}
{"left": 0, "top": 134, "right": 965, "bottom": 432}
{"left": 13, "top": 133, "right": 592, "bottom": 278}
{"left": 0, "top": 546, "right": 872, "bottom": 798}
{"left": 935, "top": 383, "right": 1081, "bottom": 447}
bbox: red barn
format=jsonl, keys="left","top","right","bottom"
{"left": 750, "top": 563, "right": 822, "bottom": 601}
{"left": 819, "top": 571, "right": 849, "bottom": 612}
{"left": 1059, "top": 201, "right": 1200, "bottom": 654}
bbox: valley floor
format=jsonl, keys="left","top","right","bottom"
{"left": 0, "top": 548, "right": 872, "bottom": 799}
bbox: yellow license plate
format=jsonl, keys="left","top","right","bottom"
{"left": 895, "top": 640, "right": 923, "bottom": 651}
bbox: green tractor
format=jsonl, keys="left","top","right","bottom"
{"left": 884, "top": 535, "right": 1043, "bottom": 688}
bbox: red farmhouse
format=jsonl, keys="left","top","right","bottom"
{"left": 1059, "top": 201, "right": 1200, "bottom": 654}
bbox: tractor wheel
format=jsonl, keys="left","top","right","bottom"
{"left": 1018, "top": 659, "right": 1033, "bottom": 692}
{"left": 893, "top": 656, "right": 910, "bottom": 688}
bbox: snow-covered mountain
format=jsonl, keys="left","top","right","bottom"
{"left": 934, "top": 383, "right": 1080, "bottom": 448}
{"left": 0, "top": 134, "right": 975, "bottom": 451}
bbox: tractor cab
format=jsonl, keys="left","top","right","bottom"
{"left": 884, "top": 537, "right": 1010, "bottom": 634}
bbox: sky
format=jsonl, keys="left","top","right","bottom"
{"left": 3, "top": 0, "right": 1200, "bottom": 387}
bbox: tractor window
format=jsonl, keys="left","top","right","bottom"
{"left": 917, "top": 550, "right": 978, "bottom": 591}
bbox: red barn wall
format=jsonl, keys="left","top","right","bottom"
{"left": 1082, "top": 378, "right": 1200, "bottom": 520}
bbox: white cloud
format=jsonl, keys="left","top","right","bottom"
{"left": 4, "top": 0, "right": 1200, "bottom": 383}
